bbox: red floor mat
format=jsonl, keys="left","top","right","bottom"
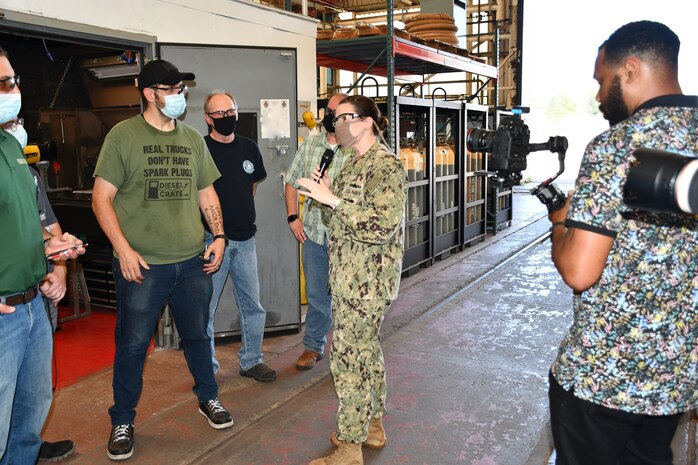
{"left": 53, "top": 307, "right": 158, "bottom": 390}
{"left": 53, "top": 308, "right": 117, "bottom": 390}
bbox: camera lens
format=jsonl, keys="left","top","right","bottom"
{"left": 624, "top": 148, "right": 698, "bottom": 214}
{"left": 466, "top": 127, "right": 495, "bottom": 152}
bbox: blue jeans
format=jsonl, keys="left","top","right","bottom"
{"left": 109, "top": 256, "right": 218, "bottom": 425}
{"left": 302, "top": 237, "right": 332, "bottom": 354}
{"left": 0, "top": 293, "right": 52, "bottom": 465}
{"left": 205, "top": 232, "right": 267, "bottom": 372}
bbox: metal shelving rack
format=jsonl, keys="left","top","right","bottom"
{"left": 316, "top": 35, "right": 498, "bottom": 81}
{"left": 315, "top": 12, "right": 498, "bottom": 273}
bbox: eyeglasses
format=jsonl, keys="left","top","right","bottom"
{"left": 150, "top": 83, "right": 188, "bottom": 95}
{"left": 324, "top": 108, "right": 336, "bottom": 116}
{"left": 206, "top": 109, "right": 238, "bottom": 119}
{"left": 3, "top": 118, "right": 23, "bottom": 132}
{"left": 0, "top": 75, "right": 20, "bottom": 91}
{"left": 332, "top": 113, "right": 366, "bottom": 127}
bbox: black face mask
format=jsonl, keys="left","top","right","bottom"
{"left": 211, "top": 115, "right": 237, "bottom": 136}
{"left": 322, "top": 113, "right": 335, "bottom": 134}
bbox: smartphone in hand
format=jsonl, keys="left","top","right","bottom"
{"left": 46, "top": 243, "right": 88, "bottom": 260}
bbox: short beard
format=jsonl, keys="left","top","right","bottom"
{"left": 600, "top": 75, "right": 630, "bottom": 127}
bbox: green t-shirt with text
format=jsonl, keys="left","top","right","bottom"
{"left": 94, "top": 115, "right": 220, "bottom": 264}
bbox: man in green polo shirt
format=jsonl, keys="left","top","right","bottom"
{"left": 0, "top": 47, "right": 84, "bottom": 465}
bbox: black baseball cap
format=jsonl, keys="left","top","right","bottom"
{"left": 137, "top": 59, "right": 195, "bottom": 91}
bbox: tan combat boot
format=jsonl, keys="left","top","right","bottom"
{"left": 330, "top": 418, "right": 386, "bottom": 449}
{"left": 309, "top": 440, "right": 363, "bottom": 465}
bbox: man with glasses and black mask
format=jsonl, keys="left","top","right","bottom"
{"left": 92, "top": 60, "right": 233, "bottom": 461}
{"left": 285, "top": 92, "right": 349, "bottom": 371}
{"left": 201, "top": 91, "right": 276, "bottom": 382}
{"left": 0, "top": 47, "right": 85, "bottom": 465}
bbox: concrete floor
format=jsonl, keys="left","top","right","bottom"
{"left": 41, "top": 185, "right": 694, "bottom": 465}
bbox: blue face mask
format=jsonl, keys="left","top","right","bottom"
{"left": 5, "top": 124, "right": 27, "bottom": 148}
{"left": 157, "top": 93, "right": 187, "bottom": 119}
{"left": 0, "top": 93, "right": 21, "bottom": 125}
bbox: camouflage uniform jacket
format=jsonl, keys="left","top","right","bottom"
{"left": 327, "top": 141, "right": 407, "bottom": 301}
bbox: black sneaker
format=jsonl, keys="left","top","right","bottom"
{"left": 198, "top": 398, "right": 234, "bottom": 429}
{"left": 38, "top": 440, "right": 75, "bottom": 462}
{"left": 239, "top": 362, "right": 277, "bottom": 382}
{"left": 107, "top": 424, "right": 134, "bottom": 461}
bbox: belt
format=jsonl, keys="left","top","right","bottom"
{"left": 0, "top": 285, "right": 39, "bottom": 306}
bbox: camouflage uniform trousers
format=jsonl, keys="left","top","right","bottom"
{"left": 331, "top": 295, "right": 392, "bottom": 443}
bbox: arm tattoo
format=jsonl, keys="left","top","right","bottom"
{"left": 203, "top": 204, "right": 224, "bottom": 236}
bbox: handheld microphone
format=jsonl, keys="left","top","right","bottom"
{"left": 317, "top": 148, "right": 336, "bottom": 183}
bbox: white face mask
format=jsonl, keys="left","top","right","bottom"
{"left": 5, "top": 124, "right": 27, "bottom": 148}
{"left": 0, "top": 93, "right": 21, "bottom": 125}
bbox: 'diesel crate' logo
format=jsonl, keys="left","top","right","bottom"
{"left": 145, "top": 179, "right": 192, "bottom": 200}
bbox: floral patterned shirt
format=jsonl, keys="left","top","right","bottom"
{"left": 551, "top": 95, "right": 698, "bottom": 415}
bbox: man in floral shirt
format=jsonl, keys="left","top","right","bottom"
{"left": 547, "top": 20, "right": 698, "bottom": 465}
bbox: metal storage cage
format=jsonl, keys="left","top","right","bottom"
{"left": 462, "top": 103, "right": 489, "bottom": 245}
{"left": 432, "top": 98, "right": 461, "bottom": 260}
{"left": 381, "top": 96, "right": 433, "bottom": 274}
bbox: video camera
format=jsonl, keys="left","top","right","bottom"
{"left": 466, "top": 107, "right": 569, "bottom": 213}
{"left": 624, "top": 148, "right": 698, "bottom": 214}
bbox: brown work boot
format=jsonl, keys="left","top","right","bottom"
{"left": 309, "top": 440, "right": 363, "bottom": 465}
{"left": 296, "top": 349, "right": 323, "bottom": 370}
{"left": 330, "top": 418, "right": 386, "bottom": 449}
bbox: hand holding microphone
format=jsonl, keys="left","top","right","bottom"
{"left": 298, "top": 152, "right": 338, "bottom": 207}
{"left": 316, "top": 148, "right": 336, "bottom": 183}
{"left": 301, "top": 148, "right": 337, "bottom": 207}
{"left": 298, "top": 175, "right": 336, "bottom": 207}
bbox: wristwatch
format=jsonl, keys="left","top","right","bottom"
{"left": 213, "top": 234, "right": 228, "bottom": 246}
{"left": 287, "top": 214, "right": 299, "bottom": 223}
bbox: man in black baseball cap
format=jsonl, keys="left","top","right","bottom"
{"left": 137, "top": 59, "right": 194, "bottom": 91}
{"left": 93, "top": 56, "right": 233, "bottom": 461}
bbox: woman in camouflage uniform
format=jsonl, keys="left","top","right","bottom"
{"left": 299, "top": 96, "right": 407, "bottom": 465}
